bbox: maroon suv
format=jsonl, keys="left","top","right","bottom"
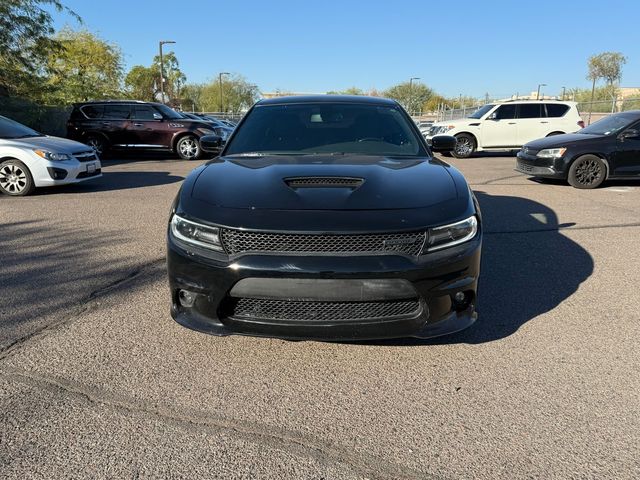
{"left": 67, "top": 101, "right": 220, "bottom": 159}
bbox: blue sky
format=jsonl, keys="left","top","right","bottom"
{"left": 52, "top": 0, "right": 640, "bottom": 98}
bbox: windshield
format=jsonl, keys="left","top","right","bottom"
{"left": 155, "top": 104, "right": 183, "bottom": 120}
{"left": 579, "top": 113, "right": 637, "bottom": 135}
{"left": 468, "top": 104, "right": 495, "bottom": 119}
{"left": 0, "top": 116, "right": 42, "bottom": 139}
{"left": 224, "top": 103, "right": 426, "bottom": 157}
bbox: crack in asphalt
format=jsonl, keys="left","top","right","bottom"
{"left": 0, "top": 367, "right": 443, "bottom": 480}
{"left": 484, "top": 221, "right": 640, "bottom": 235}
{"left": 0, "top": 258, "right": 166, "bottom": 361}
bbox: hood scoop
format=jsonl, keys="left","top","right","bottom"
{"left": 284, "top": 176, "right": 364, "bottom": 190}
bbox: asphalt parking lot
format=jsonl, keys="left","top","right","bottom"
{"left": 1, "top": 153, "right": 639, "bottom": 479}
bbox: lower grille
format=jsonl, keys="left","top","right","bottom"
{"left": 229, "top": 298, "right": 421, "bottom": 322}
{"left": 76, "top": 169, "right": 101, "bottom": 179}
{"left": 220, "top": 229, "right": 426, "bottom": 256}
{"left": 517, "top": 160, "right": 534, "bottom": 173}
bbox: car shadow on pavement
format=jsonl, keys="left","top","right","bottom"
{"left": 370, "top": 190, "right": 594, "bottom": 346}
{"left": 34, "top": 171, "right": 184, "bottom": 195}
{"left": 0, "top": 220, "right": 163, "bottom": 350}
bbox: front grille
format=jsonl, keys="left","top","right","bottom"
{"left": 284, "top": 176, "right": 364, "bottom": 189}
{"left": 73, "top": 151, "right": 98, "bottom": 162}
{"left": 230, "top": 297, "right": 421, "bottom": 322}
{"left": 220, "top": 229, "right": 426, "bottom": 256}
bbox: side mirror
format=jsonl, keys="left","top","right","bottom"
{"left": 200, "top": 135, "right": 223, "bottom": 152}
{"left": 153, "top": 113, "right": 163, "bottom": 120}
{"left": 431, "top": 135, "right": 457, "bottom": 152}
{"left": 620, "top": 129, "right": 640, "bottom": 140}
{"left": 486, "top": 112, "right": 498, "bottom": 120}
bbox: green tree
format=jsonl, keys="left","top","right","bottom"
{"left": 153, "top": 51, "right": 186, "bottom": 101}
{"left": 198, "top": 74, "right": 259, "bottom": 112}
{"left": 44, "top": 28, "right": 124, "bottom": 103}
{"left": 124, "top": 65, "right": 157, "bottom": 101}
{"left": 181, "top": 83, "right": 206, "bottom": 111}
{"left": 0, "top": 0, "right": 79, "bottom": 98}
{"left": 587, "top": 51, "right": 627, "bottom": 113}
{"left": 383, "top": 81, "right": 435, "bottom": 114}
{"left": 327, "top": 87, "right": 365, "bottom": 95}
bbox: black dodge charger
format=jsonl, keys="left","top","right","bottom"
{"left": 167, "top": 95, "right": 482, "bottom": 340}
{"left": 516, "top": 110, "right": 640, "bottom": 188}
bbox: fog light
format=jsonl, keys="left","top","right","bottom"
{"left": 452, "top": 291, "right": 472, "bottom": 311}
{"left": 178, "top": 289, "right": 197, "bottom": 308}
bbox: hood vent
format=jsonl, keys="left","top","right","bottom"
{"left": 284, "top": 176, "right": 364, "bottom": 189}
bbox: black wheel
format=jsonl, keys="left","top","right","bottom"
{"left": 0, "top": 159, "right": 35, "bottom": 196}
{"left": 177, "top": 136, "right": 201, "bottom": 160}
{"left": 85, "top": 135, "right": 108, "bottom": 156}
{"left": 568, "top": 155, "right": 606, "bottom": 189}
{"left": 451, "top": 133, "right": 476, "bottom": 159}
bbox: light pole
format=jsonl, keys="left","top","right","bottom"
{"left": 219, "top": 72, "right": 230, "bottom": 113}
{"left": 561, "top": 86, "right": 566, "bottom": 101}
{"left": 158, "top": 40, "right": 176, "bottom": 103}
{"left": 536, "top": 83, "right": 547, "bottom": 100}
{"left": 409, "top": 77, "right": 420, "bottom": 114}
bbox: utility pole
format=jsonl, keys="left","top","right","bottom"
{"left": 561, "top": 86, "right": 566, "bottom": 101}
{"left": 536, "top": 83, "right": 546, "bottom": 100}
{"left": 219, "top": 72, "right": 230, "bottom": 113}
{"left": 158, "top": 40, "right": 176, "bottom": 103}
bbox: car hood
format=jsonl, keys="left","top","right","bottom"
{"left": 524, "top": 132, "right": 602, "bottom": 149}
{"left": 3, "top": 135, "right": 93, "bottom": 153}
{"left": 191, "top": 154, "right": 458, "bottom": 210}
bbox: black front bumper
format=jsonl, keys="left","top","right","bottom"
{"left": 515, "top": 153, "right": 565, "bottom": 179}
{"left": 167, "top": 235, "right": 481, "bottom": 341}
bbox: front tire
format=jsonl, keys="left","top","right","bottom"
{"left": 177, "top": 136, "right": 201, "bottom": 160}
{"left": 568, "top": 155, "right": 606, "bottom": 189}
{"left": 0, "top": 159, "right": 35, "bottom": 196}
{"left": 451, "top": 133, "right": 476, "bottom": 159}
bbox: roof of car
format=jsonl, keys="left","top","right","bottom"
{"left": 257, "top": 95, "right": 398, "bottom": 106}
{"left": 73, "top": 100, "right": 164, "bottom": 106}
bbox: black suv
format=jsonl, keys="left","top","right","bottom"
{"left": 67, "top": 101, "right": 221, "bottom": 159}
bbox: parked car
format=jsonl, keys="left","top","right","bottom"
{"left": 416, "top": 120, "right": 434, "bottom": 134}
{"left": 183, "top": 114, "right": 234, "bottom": 142}
{"left": 0, "top": 115, "right": 101, "bottom": 196}
{"left": 67, "top": 101, "right": 220, "bottom": 160}
{"left": 426, "top": 100, "right": 584, "bottom": 158}
{"left": 516, "top": 110, "right": 640, "bottom": 189}
{"left": 167, "top": 95, "right": 481, "bottom": 340}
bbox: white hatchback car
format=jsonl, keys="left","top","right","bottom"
{"left": 426, "top": 101, "right": 584, "bottom": 158}
{"left": 0, "top": 115, "right": 101, "bottom": 196}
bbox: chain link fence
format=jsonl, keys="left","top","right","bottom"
{"left": 0, "top": 97, "right": 71, "bottom": 136}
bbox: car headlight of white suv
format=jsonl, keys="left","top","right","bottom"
{"left": 33, "top": 150, "right": 72, "bottom": 161}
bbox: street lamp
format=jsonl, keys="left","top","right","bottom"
{"left": 409, "top": 77, "right": 420, "bottom": 114}
{"left": 219, "top": 72, "right": 230, "bottom": 113}
{"left": 561, "top": 86, "right": 566, "bottom": 101}
{"left": 536, "top": 83, "right": 547, "bottom": 100}
{"left": 158, "top": 40, "right": 176, "bottom": 103}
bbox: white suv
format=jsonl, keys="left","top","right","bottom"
{"left": 426, "top": 101, "right": 584, "bottom": 158}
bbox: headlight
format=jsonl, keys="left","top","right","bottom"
{"left": 426, "top": 216, "right": 478, "bottom": 251}
{"left": 197, "top": 128, "right": 216, "bottom": 135}
{"left": 537, "top": 148, "right": 567, "bottom": 159}
{"left": 34, "top": 150, "right": 72, "bottom": 161}
{"left": 170, "top": 214, "right": 223, "bottom": 252}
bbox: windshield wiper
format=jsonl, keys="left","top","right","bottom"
{"left": 14, "top": 134, "right": 42, "bottom": 138}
